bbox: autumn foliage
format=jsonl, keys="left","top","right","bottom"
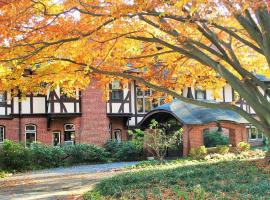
{"left": 0, "top": 1, "right": 270, "bottom": 139}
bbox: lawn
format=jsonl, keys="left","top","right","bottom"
{"left": 85, "top": 157, "right": 270, "bottom": 200}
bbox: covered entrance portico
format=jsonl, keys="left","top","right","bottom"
{"left": 140, "top": 100, "right": 249, "bottom": 156}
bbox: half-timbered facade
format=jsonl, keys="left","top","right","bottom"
{"left": 106, "top": 77, "right": 269, "bottom": 146}
{"left": 0, "top": 76, "right": 269, "bottom": 148}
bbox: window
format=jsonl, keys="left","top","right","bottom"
{"left": 25, "top": 124, "right": 37, "bottom": 147}
{"left": 232, "top": 89, "right": 240, "bottom": 102}
{"left": 64, "top": 124, "right": 75, "bottom": 131}
{"left": 111, "top": 81, "right": 123, "bottom": 101}
{"left": 0, "top": 126, "right": 5, "bottom": 143}
{"left": 0, "top": 92, "right": 6, "bottom": 103}
{"left": 64, "top": 124, "right": 75, "bottom": 145}
{"left": 53, "top": 131, "right": 61, "bottom": 146}
{"left": 195, "top": 89, "right": 206, "bottom": 100}
{"left": 247, "top": 126, "right": 264, "bottom": 140}
{"left": 114, "top": 129, "right": 122, "bottom": 142}
{"left": 136, "top": 87, "right": 165, "bottom": 113}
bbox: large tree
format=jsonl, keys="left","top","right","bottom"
{"left": 0, "top": 0, "right": 270, "bottom": 154}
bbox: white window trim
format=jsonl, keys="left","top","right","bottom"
{"left": 136, "top": 88, "right": 165, "bottom": 113}
{"left": 247, "top": 126, "right": 264, "bottom": 141}
{"left": 52, "top": 131, "right": 61, "bottom": 146}
{"left": 0, "top": 92, "right": 6, "bottom": 103}
{"left": 25, "top": 124, "right": 37, "bottom": 146}
{"left": 114, "top": 129, "right": 122, "bottom": 142}
{"left": 64, "top": 124, "right": 75, "bottom": 131}
{"left": 0, "top": 126, "right": 5, "bottom": 143}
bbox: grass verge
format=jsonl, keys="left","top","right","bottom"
{"left": 84, "top": 155, "right": 269, "bottom": 199}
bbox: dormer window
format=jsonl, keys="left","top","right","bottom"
{"left": 111, "top": 81, "right": 123, "bottom": 101}
{"left": 0, "top": 92, "right": 6, "bottom": 103}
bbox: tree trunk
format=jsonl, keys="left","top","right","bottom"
{"left": 263, "top": 129, "right": 270, "bottom": 164}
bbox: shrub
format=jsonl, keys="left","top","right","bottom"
{"left": 189, "top": 146, "right": 207, "bottom": 159}
{"left": 216, "top": 145, "right": 230, "bottom": 155}
{"left": 31, "top": 143, "right": 66, "bottom": 168}
{"left": 0, "top": 141, "right": 110, "bottom": 172}
{"left": 63, "top": 144, "right": 109, "bottom": 164}
{"left": 203, "top": 131, "right": 229, "bottom": 147}
{"left": 105, "top": 140, "right": 144, "bottom": 161}
{"left": 144, "top": 119, "right": 182, "bottom": 160}
{"left": 236, "top": 141, "right": 250, "bottom": 152}
{"left": 0, "top": 140, "right": 33, "bottom": 171}
{"left": 263, "top": 137, "right": 269, "bottom": 151}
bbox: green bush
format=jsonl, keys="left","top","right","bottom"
{"left": 263, "top": 137, "right": 269, "bottom": 151}
{"left": 203, "top": 131, "right": 229, "bottom": 147}
{"left": 105, "top": 140, "right": 144, "bottom": 161}
{"left": 189, "top": 146, "right": 207, "bottom": 159}
{"left": 63, "top": 144, "right": 109, "bottom": 164}
{"left": 31, "top": 143, "right": 66, "bottom": 168}
{"left": 0, "top": 140, "right": 110, "bottom": 172}
{"left": 0, "top": 140, "right": 33, "bottom": 171}
{"left": 216, "top": 145, "right": 230, "bottom": 155}
{"left": 237, "top": 141, "right": 250, "bottom": 152}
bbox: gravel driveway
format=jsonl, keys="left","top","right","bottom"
{"left": 0, "top": 162, "right": 138, "bottom": 200}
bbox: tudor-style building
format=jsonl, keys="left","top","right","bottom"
{"left": 0, "top": 76, "right": 269, "bottom": 154}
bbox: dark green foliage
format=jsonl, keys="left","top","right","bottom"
{"left": 31, "top": 144, "right": 66, "bottom": 168}
{"left": 89, "top": 160, "right": 270, "bottom": 199}
{"left": 0, "top": 140, "right": 110, "bottom": 172}
{"left": 63, "top": 144, "right": 109, "bottom": 164}
{"left": 263, "top": 137, "right": 269, "bottom": 151}
{"left": 0, "top": 140, "right": 32, "bottom": 171}
{"left": 105, "top": 140, "right": 145, "bottom": 161}
{"left": 203, "top": 131, "right": 229, "bottom": 147}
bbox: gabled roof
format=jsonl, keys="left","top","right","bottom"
{"left": 143, "top": 100, "right": 248, "bottom": 125}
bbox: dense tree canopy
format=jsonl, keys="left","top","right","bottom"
{"left": 0, "top": 0, "right": 270, "bottom": 140}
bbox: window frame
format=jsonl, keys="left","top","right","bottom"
{"left": 0, "top": 92, "right": 6, "bottom": 103}
{"left": 52, "top": 131, "right": 61, "bottom": 146}
{"left": 64, "top": 124, "right": 75, "bottom": 131}
{"left": 25, "top": 124, "right": 37, "bottom": 146}
{"left": 0, "top": 126, "right": 5, "bottom": 143}
{"left": 110, "top": 81, "right": 123, "bottom": 101}
{"left": 247, "top": 126, "right": 264, "bottom": 141}
{"left": 136, "top": 87, "right": 165, "bottom": 113}
{"left": 64, "top": 123, "right": 75, "bottom": 145}
{"left": 195, "top": 89, "right": 206, "bottom": 100}
{"left": 113, "top": 129, "right": 122, "bottom": 142}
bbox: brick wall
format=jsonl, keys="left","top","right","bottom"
{"left": 110, "top": 117, "right": 129, "bottom": 141}
{"left": 0, "top": 119, "right": 20, "bottom": 142}
{"left": 182, "top": 121, "right": 248, "bottom": 156}
{"left": 0, "top": 81, "right": 120, "bottom": 146}
{"left": 0, "top": 117, "right": 80, "bottom": 145}
{"left": 79, "top": 82, "right": 111, "bottom": 146}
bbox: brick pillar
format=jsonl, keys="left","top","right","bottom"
{"left": 182, "top": 125, "right": 189, "bottom": 157}
{"left": 229, "top": 129, "right": 236, "bottom": 146}
{"left": 189, "top": 126, "right": 204, "bottom": 149}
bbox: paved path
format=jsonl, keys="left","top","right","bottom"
{"left": 0, "top": 162, "right": 138, "bottom": 200}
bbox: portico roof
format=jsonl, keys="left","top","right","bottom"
{"left": 140, "top": 100, "right": 249, "bottom": 126}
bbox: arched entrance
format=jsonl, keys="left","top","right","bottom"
{"left": 140, "top": 110, "right": 184, "bottom": 157}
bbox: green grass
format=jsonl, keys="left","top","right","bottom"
{"left": 85, "top": 158, "right": 270, "bottom": 200}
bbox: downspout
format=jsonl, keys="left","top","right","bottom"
{"left": 18, "top": 90, "right": 22, "bottom": 142}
